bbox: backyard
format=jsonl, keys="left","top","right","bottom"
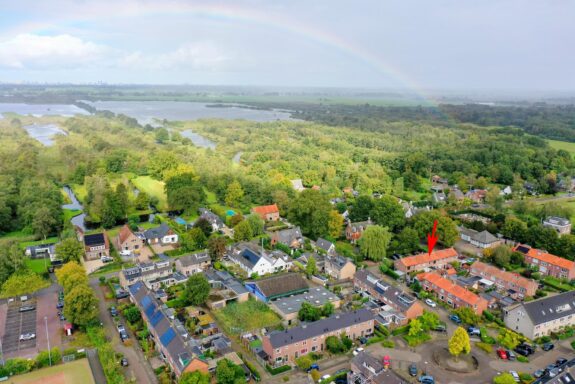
{"left": 213, "top": 299, "right": 282, "bottom": 334}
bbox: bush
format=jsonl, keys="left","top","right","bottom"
{"left": 571, "top": 340, "right": 575, "bottom": 350}
{"left": 3, "top": 358, "right": 34, "bottom": 375}
{"left": 519, "top": 373, "right": 532, "bottom": 382}
{"left": 480, "top": 327, "right": 496, "bottom": 344}
{"left": 245, "top": 361, "right": 261, "bottom": 381}
{"left": 403, "top": 333, "right": 432, "bottom": 347}
{"left": 381, "top": 340, "right": 395, "bottom": 348}
{"left": 536, "top": 335, "right": 552, "bottom": 344}
{"left": 475, "top": 342, "right": 493, "bottom": 354}
{"left": 282, "top": 376, "right": 289, "bottom": 382}
{"left": 517, "top": 356, "right": 529, "bottom": 363}
{"left": 266, "top": 364, "right": 291, "bottom": 375}
{"left": 295, "top": 355, "right": 313, "bottom": 370}
{"left": 392, "top": 325, "right": 410, "bottom": 336}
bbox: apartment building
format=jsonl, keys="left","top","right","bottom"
{"left": 262, "top": 309, "right": 374, "bottom": 366}
{"left": 514, "top": 244, "right": 575, "bottom": 280}
{"left": 504, "top": 291, "right": 575, "bottom": 339}
{"left": 417, "top": 272, "right": 488, "bottom": 314}
{"left": 354, "top": 269, "right": 423, "bottom": 325}
{"left": 394, "top": 248, "right": 458, "bottom": 274}
{"left": 470, "top": 261, "right": 538, "bottom": 299}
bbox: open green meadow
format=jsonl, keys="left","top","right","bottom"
{"left": 6, "top": 359, "right": 94, "bottom": 384}
{"left": 25, "top": 258, "right": 50, "bottom": 273}
{"left": 548, "top": 139, "right": 575, "bottom": 156}
{"left": 131, "top": 176, "right": 168, "bottom": 211}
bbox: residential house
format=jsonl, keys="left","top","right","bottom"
{"left": 324, "top": 254, "right": 356, "bottom": 281}
{"left": 115, "top": 225, "right": 145, "bottom": 255}
{"left": 432, "top": 175, "right": 448, "bottom": 185}
{"left": 465, "top": 189, "right": 487, "bottom": 203}
{"left": 394, "top": 248, "right": 459, "bottom": 274}
{"left": 450, "top": 187, "right": 465, "bottom": 201}
{"left": 270, "top": 286, "right": 341, "bottom": 325}
{"left": 203, "top": 269, "right": 249, "bottom": 309}
{"left": 129, "top": 281, "right": 209, "bottom": 377}
{"left": 269, "top": 227, "right": 304, "bottom": 249}
{"left": 345, "top": 219, "right": 373, "bottom": 243}
{"left": 500, "top": 186, "right": 512, "bottom": 196}
{"left": 470, "top": 261, "right": 538, "bottom": 299}
{"left": 432, "top": 192, "right": 447, "bottom": 204}
{"left": 458, "top": 227, "right": 501, "bottom": 249}
{"left": 296, "top": 252, "right": 326, "bottom": 272}
{"left": 543, "top": 216, "right": 572, "bottom": 235}
{"left": 354, "top": 269, "right": 423, "bottom": 325}
{"left": 316, "top": 238, "right": 336, "bottom": 256}
{"left": 291, "top": 179, "right": 305, "bottom": 192}
{"left": 503, "top": 291, "right": 575, "bottom": 339}
{"left": 119, "top": 260, "right": 173, "bottom": 289}
{"left": 417, "top": 272, "right": 488, "bottom": 314}
{"left": 228, "top": 243, "right": 292, "bottom": 276}
{"left": 349, "top": 352, "right": 404, "bottom": 384}
{"left": 25, "top": 243, "right": 57, "bottom": 262}
{"left": 82, "top": 232, "right": 110, "bottom": 260}
{"left": 251, "top": 204, "right": 280, "bottom": 221}
{"left": 245, "top": 273, "right": 308, "bottom": 302}
{"left": 175, "top": 252, "right": 211, "bottom": 276}
{"left": 143, "top": 223, "right": 178, "bottom": 245}
{"left": 514, "top": 244, "right": 575, "bottom": 280}
{"left": 262, "top": 309, "right": 374, "bottom": 366}
{"left": 400, "top": 200, "right": 431, "bottom": 219}
{"left": 198, "top": 208, "right": 225, "bottom": 232}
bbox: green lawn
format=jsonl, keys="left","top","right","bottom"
{"left": 131, "top": 176, "right": 168, "bottom": 211}
{"left": 63, "top": 209, "right": 82, "bottom": 224}
{"left": 25, "top": 258, "right": 50, "bottom": 273}
{"left": 548, "top": 139, "right": 575, "bottom": 156}
{"left": 213, "top": 299, "right": 282, "bottom": 334}
{"left": 71, "top": 183, "right": 87, "bottom": 203}
{"left": 19, "top": 237, "right": 59, "bottom": 249}
{"left": 204, "top": 188, "right": 217, "bottom": 204}
{"left": 7, "top": 358, "right": 95, "bottom": 384}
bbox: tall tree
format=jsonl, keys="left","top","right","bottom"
{"left": 370, "top": 195, "right": 406, "bottom": 232}
{"left": 287, "top": 189, "right": 331, "bottom": 239}
{"left": 411, "top": 211, "right": 459, "bottom": 246}
{"left": 183, "top": 274, "right": 210, "bottom": 306}
{"left": 233, "top": 220, "right": 253, "bottom": 242}
{"left": 1, "top": 271, "right": 49, "bottom": 298}
{"left": 358, "top": 225, "right": 392, "bottom": 261}
{"left": 448, "top": 327, "right": 471, "bottom": 361}
{"left": 208, "top": 236, "right": 227, "bottom": 261}
{"left": 306, "top": 256, "right": 317, "bottom": 277}
{"left": 64, "top": 284, "right": 99, "bottom": 328}
{"left": 165, "top": 172, "right": 206, "bottom": 213}
{"left": 225, "top": 181, "right": 244, "bottom": 208}
{"left": 32, "top": 206, "right": 59, "bottom": 240}
{"left": 0, "top": 242, "right": 25, "bottom": 285}
{"left": 327, "top": 210, "right": 344, "bottom": 239}
{"left": 246, "top": 214, "right": 265, "bottom": 237}
{"left": 348, "top": 196, "right": 374, "bottom": 222}
{"left": 55, "top": 238, "right": 84, "bottom": 263}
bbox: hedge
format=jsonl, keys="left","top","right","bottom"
{"left": 392, "top": 325, "right": 410, "bottom": 336}
{"left": 571, "top": 340, "right": 575, "bottom": 350}
{"left": 475, "top": 342, "right": 493, "bottom": 354}
{"left": 245, "top": 361, "right": 261, "bottom": 381}
{"left": 266, "top": 364, "right": 291, "bottom": 375}
{"left": 517, "top": 356, "right": 529, "bottom": 363}
{"left": 381, "top": 340, "right": 395, "bottom": 348}
{"left": 366, "top": 336, "right": 386, "bottom": 345}
{"left": 403, "top": 333, "right": 431, "bottom": 347}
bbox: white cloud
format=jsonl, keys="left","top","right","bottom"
{"left": 0, "top": 34, "right": 107, "bottom": 69}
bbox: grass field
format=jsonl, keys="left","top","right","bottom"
{"left": 25, "top": 258, "right": 50, "bottom": 273}
{"left": 18, "top": 237, "right": 59, "bottom": 249}
{"left": 7, "top": 359, "right": 95, "bottom": 384}
{"left": 214, "top": 299, "right": 282, "bottom": 334}
{"left": 63, "top": 209, "right": 82, "bottom": 224}
{"left": 71, "top": 184, "right": 87, "bottom": 203}
{"left": 548, "top": 139, "right": 575, "bottom": 156}
{"left": 131, "top": 176, "right": 168, "bottom": 211}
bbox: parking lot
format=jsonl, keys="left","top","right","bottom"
{"left": 2, "top": 299, "right": 38, "bottom": 354}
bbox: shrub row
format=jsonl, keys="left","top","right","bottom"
{"left": 475, "top": 342, "right": 493, "bottom": 354}
{"left": 266, "top": 364, "right": 291, "bottom": 375}
{"left": 245, "top": 361, "right": 261, "bottom": 381}
{"left": 391, "top": 325, "right": 410, "bottom": 336}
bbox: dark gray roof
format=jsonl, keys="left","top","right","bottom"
{"left": 520, "top": 291, "right": 575, "bottom": 325}
{"left": 203, "top": 268, "right": 248, "bottom": 296}
{"left": 143, "top": 223, "right": 172, "bottom": 240}
{"left": 459, "top": 226, "right": 498, "bottom": 244}
{"left": 316, "top": 238, "right": 334, "bottom": 252}
{"left": 544, "top": 216, "right": 571, "bottom": 226}
{"left": 354, "top": 270, "right": 417, "bottom": 311}
{"left": 198, "top": 208, "right": 224, "bottom": 226}
{"left": 326, "top": 254, "right": 352, "bottom": 271}
{"left": 268, "top": 309, "right": 373, "bottom": 348}
{"left": 178, "top": 252, "right": 210, "bottom": 267}
{"left": 249, "top": 273, "right": 308, "bottom": 299}
{"left": 272, "top": 227, "right": 303, "bottom": 247}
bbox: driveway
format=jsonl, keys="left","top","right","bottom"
{"left": 90, "top": 278, "right": 158, "bottom": 384}
{"left": 83, "top": 259, "right": 105, "bottom": 274}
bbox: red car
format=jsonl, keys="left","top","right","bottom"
{"left": 383, "top": 355, "right": 391, "bottom": 369}
{"left": 496, "top": 348, "right": 508, "bottom": 360}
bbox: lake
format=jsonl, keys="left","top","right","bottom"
{"left": 24, "top": 123, "right": 67, "bottom": 146}
{"left": 87, "top": 100, "right": 294, "bottom": 124}
{"left": 0, "top": 103, "right": 88, "bottom": 117}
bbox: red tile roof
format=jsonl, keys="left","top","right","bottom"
{"left": 470, "top": 261, "right": 538, "bottom": 292}
{"left": 417, "top": 272, "right": 485, "bottom": 307}
{"left": 514, "top": 245, "right": 575, "bottom": 270}
{"left": 118, "top": 224, "right": 134, "bottom": 245}
{"left": 252, "top": 204, "right": 279, "bottom": 217}
{"left": 398, "top": 248, "right": 458, "bottom": 268}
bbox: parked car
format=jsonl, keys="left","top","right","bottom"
{"left": 409, "top": 363, "right": 418, "bottom": 377}
{"left": 425, "top": 299, "right": 437, "bottom": 308}
{"left": 418, "top": 375, "right": 435, "bottom": 384}
{"left": 433, "top": 324, "right": 447, "bottom": 333}
{"left": 533, "top": 369, "right": 545, "bottom": 378}
{"left": 19, "top": 333, "right": 35, "bottom": 341}
{"left": 496, "top": 348, "right": 508, "bottom": 360}
{"left": 320, "top": 374, "right": 331, "bottom": 382}
{"left": 59, "top": 314, "right": 66, "bottom": 321}
{"left": 358, "top": 337, "right": 368, "bottom": 345}
{"left": 101, "top": 256, "right": 114, "bottom": 263}
{"left": 514, "top": 344, "right": 534, "bottom": 356}
{"left": 556, "top": 358, "right": 568, "bottom": 367}
{"left": 120, "top": 357, "right": 129, "bottom": 366}
{"left": 306, "top": 364, "right": 319, "bottom": 373}
{"left": 19, "top": 305, "right": 35, "bottom": 312}
{"left": 120, "top": 250, "right": 132, "bottom": 256}
{"left": 509, "top": 371, "right": 520, "bottom": 382}
{"left": 506, "top": 350, "right": 516, "bottom": 361}
{"left": 449, "top": 314, "right": 462, "bottom": 324}
{"left": 467, "top": 327, "right": 480, "bottom": 337}
{"left": 117, "top": 323, "right": 125, "bottom": 333}
{"left": 56, "top": 301, "right": 64, "bottom": 309}
{"left": 120, "top": 330, "right": 128, "bottom": 341}
{"left": 548, "top": 368, "right": 561, "bottom": 378}
{"left": 543, "top": 342, "right": 555, "bottom": 351}
{"left": 110, "top": 306, "right": 118, "bottom": 317}
{"left": 353, "top": 347, "right": 364, "bottom": 356}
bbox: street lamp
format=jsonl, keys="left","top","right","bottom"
{"left": 44, "top": 316, "right": 51, "bottom": 366}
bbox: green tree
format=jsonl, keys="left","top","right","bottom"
{"left": 123, "top": 306, "right": 142, "bottom": 324}
{"left": 497, "top": 328, "right": 522, "bottom": 350}
{"left": 448, "top": 327, "right": 471, "bottom": 361}
{"left": 298, "top": 302, "right": 321, "bottom": 322}
{"left": 412, "top": 211, "right": 459, "bottom": 246}
{"left": 493, "top": 373, "right": 517, "bottom": 384}
{"left": 358, "top": 225, "right": 392, "bottom": 261}
{"left": 233, "top": 220, "right": 253, "bottom": 242}
{"left": 408, "top": 318, "right": 423, "bottom": 336}
{"left": 453, "top": 307, "right": 480, "bottom": 325}
{"left": 115, "top": 183, "right": 129, "bottom": 218}
{"left": 134, "top": 191, "right": 151, "bottom": 210}
{"left": 155, "top": 128, "right": 170, "bottom": 144}
{"left": 193, "top": 217, "right": 213, "bottom": 237}
{"left": 306, "top": 256, "right": 317, "bottom": 277}
{"left": 370, "top": 195, "right": 406, "bottom": 231}
{"left": 1, "top": 271, "right": 50, "bottom": 298}
{"left": 32, "top": 206, "right": 59, "bottom": 240}
{"left": 287, "top": 189, "right": 332, "bottom": 239}
{"left": 348, "top": 196, "right": 373, "bottom": 222}
{"left": 325, "top": 335, "right": 344, "bottom": 354}
{"left": 295, "top": 355, "right": 313, "bottom": 371}
{"left": 181, "top": 228, "right": 207, "bottom": 251}
{"left": 327, "top": 210, "right": 344, "bottom": 239}
{"left": 215, "top": 358, "right": 245, "bottom": 384}
{"left": 64, "top": 284, "right": 99, "bottom": 328}
{"left": 225, "top": 181, "right": 244, "bottom": 208}
{"left": 322, "top": 302, "right": 335, "bottom": 317}
{"left": 246, "top": 214, "right": 265, "bottom": 237}
{"left": 390, "top": 227, "right": 421, "bottom": 255}
{"left": 55, "top": 262, "right": 88, "bottom": 293}
{"left": 183, "top": 273, "right": 210, "bottom": 306}
{"left": 0, "top": 242, "right": 25, "bottom": 285}
{"left": 55, "top": 238, "right": 84, "bottom": 263}
{"left": 208, "top": 236, "right": 227, "bottom": 262}
{"left": 165, "top": 173, "right": 206, "bottom": 213}
{"left": 490, "top": 245, "right": 512, "bottom": 268}
{"left": 419, "top": 311, "right": 440, "bottom": 331}
{"left": 179, "top": 371, "right": 210, "bottom": 384}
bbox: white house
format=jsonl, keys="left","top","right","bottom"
{"left": 143, "top": 223, "right": 178, "bottom": 245}
{"left": 228, "top": 244, "right": 292, "bottom": 276}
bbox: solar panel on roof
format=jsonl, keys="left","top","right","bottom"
{"left": 160, "top": 328, "right": 176, "bottom": 346}
{"left": 516, "top": 245, "right": 530, "bottom": 254}
{"left": 141, "top": 296, "right": 152, "bottom": 310}
{"left": 145, "top": 302, "right": 156, "bottom": 318}
{"left": 150, "top": 310, "right": 164, "bottom": 326}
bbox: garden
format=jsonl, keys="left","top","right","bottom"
{"left": 213, "top": 299, "right": 282, "bottom": 334}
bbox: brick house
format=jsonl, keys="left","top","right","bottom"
{"left": 324, "top": 255, "right": 356, "bottom": 281}
{"left": 417, "top": 272, "right": 488, "bottom": 315}
{"left": 514, "top": 244, "right": 575, "bottom": 280}
{"left": 175, "top": 252, "right": 211, "bottom": 276}
{"left": 469, "top": 261, "right": 538, "bottom": 299}
{"left": 83, "top": 232, "right": 110, "bottom": 260}
{"left": 345, "top": 220, "right": 372, "bottom": 244}
{"left": 251, "top": 204, "right": 280, "bottom": 221}
{"left": 115, "top": 225, "right": 145, "bottom": 255}
{"left": 354, "top": 269, "right": 423, "bottom": 325}
{"left": 262, "top": 309, "right": 374, "bottom": 366}
{"left": 394, "top": 248, "right": 458, "bottom": 274}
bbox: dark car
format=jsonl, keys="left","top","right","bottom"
{"left": 56, "top": 301, "right": 64, "bottom": 309}
{"left": 120, "top": 330, "right": 128, "bottom": 341}
{"left": 409, "top": 363, "right": 418, "bottom": 377}
{"left": 306, "top": 364, "right": 319, "bottom": 373}
{"left": 514, "top": 346, "right": 530, "bottom": 357}
{"left": 556, "top": 358, "right": 568, "bottom": 367}
{"left": 533, "top": 369, "right": 545, "bottom": 378}
{"left": 467, "top": 327, "right": 481, "bottom": 337}
{"left": 449, "top": 314, "right": 462, "bottom": 324}
{"left": 359, "top": 337, "right": 368, "bottom": 345}
{"left": 110, "top": 307, "right": 118, "bottom": 317}
{"left": 543, "top": 343, "right": 555, "bottom": 351}
{"left": 120, "top": 357, "right": 128, "bottom": 366}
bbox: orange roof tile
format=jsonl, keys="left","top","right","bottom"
{"left": 446, "top": 268, "right": 457, "bottom": 276}
{"left": 398, "top": 248, "right": 458, "bottom": 268}
{"left": 118, "top": 224, "right": 134, "bottom": 244}
{"left": 417, "top": 272, "right": 484, "bottom": 306}
{"left": 470, "top": 261, "right": 537, "bottom": 292}
{"left": 252, "top": 204, "right": 279, "bottom": 216}
{"left": 514, "top": 245, "right": 575, "bottom": 270}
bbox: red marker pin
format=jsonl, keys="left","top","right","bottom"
{"left": 427, "top": 220, "right": 438, "bottom": 255}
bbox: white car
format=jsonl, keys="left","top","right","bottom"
{"left": 19, "top": 333, "right": 35, "bottom": 341}
{"left": 353, "top": 347, "right": 364, "bottom": 356}
{"left": 425, "top": 299, "right": 437, "bottom": 308}
{"left": 509, "top": 371, "right": 520, "bottom": 382}
{"left": 319, "top": 374, "right": 331, "bottom": 382}
{"left": 119, "top": 250, "right": 132, "bottom": 256}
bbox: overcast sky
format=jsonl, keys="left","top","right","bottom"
{"left": 0, "top": 0, "right": 573, "bottom": 92}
